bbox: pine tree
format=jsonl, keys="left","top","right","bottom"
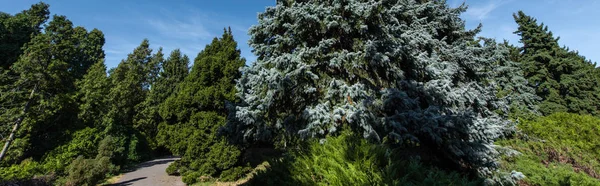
{"left": 224, "top": 0, "right": 525, "bottom": 177}
{"left": 513, "top": 11, "right": 600, "bottom": 115}
{"left": 158, "top": 28, "right": 245, "bottom": 182}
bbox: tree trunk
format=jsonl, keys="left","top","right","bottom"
{"left": 0, "top": 84, "right": 36, "bottom": 162}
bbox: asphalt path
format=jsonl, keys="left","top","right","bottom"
{"left": 110, "top": 156, "right": 185, "bottom": 186}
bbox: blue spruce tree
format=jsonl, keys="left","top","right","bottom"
{"left": 225, "top": 0, "right": 534, "bottom": 178}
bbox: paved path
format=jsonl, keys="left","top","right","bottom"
{"left": 111, "top": 156, "right": 185, "bottom": 186}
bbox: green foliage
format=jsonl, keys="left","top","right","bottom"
{"left": 134, "top": 49, "right": 189, "bottom": 150}
{"left": 0, "top": 158, "right": 44, "bottom": 182}
{"left": 226, "top": 0, "right": 530, "bottom": 179}
{"left": 166, "top": 160, "right": 180, "bottom": 175}
{"left": 0, "top": 7, "right": 106, "bottom": 165}
{"left": 63, "top": 156, "right": 117, "bottom": 186}
{"left": 247, "top": 131, "right": 482, "bottom": 186}
{"left": 41, "top": 127, "right": 103, "bottom": 173}
{"left": 0, "top": 2, "right": 50, "bottom": 69}
{"left": 102, "top": 39, "right": 159, "bottom": 165}
{"left": 497, "top": 113, "right": 600, "bottom": 185}
{"left": 183, "top": 171, "right": 203, "bottom": 184}
{"left": 77, "top": 61, "right": 110, "bottom": 128}
{"left": 512, "top": 11, "right": 600, "bottom": 116}
{"left": 157, "top": 28, "right": 245, "bottom": 184}
{"left": 219, "top": 166, "right": 252, "bottom": 182}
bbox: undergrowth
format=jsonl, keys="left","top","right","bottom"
{"left": 497, "top": 112, "right": 600, "bottom": 185}
{"left": 245, "top": 131, "right": 482, "bottom": 186}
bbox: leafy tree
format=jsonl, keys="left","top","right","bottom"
{"left": 224, "top": 0, "right": 527, "bottom": 178}
{"left": 0, "top": 2, "right": 50, "bottom": 69}
{"left": 513, "top": 11, "right": 600, "bottom": 115}
{"left": 159, "top": 28, "right": 245, "bottom": 183}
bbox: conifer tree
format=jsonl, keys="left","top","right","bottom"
{"left": 513, "top": 11, "right": 600, "bottom": 115}
{"left": 103, "top": 39, "right": 154, "bottom": 163}
{"left": 77, "top": 61, "right": 110, "bottom": 128}
{"left": 158, "top": 28, "right": 245, "bottom": 182}
{"left": 0, "top": 14, "right": 106, "bottom": 163}
{"left": 135, "top": 49, "right": 188, "bottom": 150}
{"left": 224, "top": 0, "right": 526, "bottom": 177}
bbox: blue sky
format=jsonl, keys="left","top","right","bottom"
{"left": 2, "top": 0, "right": 599, "bottom": 69}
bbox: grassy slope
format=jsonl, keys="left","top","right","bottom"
{"left": 497, "top": 113, "right": 600, "bottom": 185}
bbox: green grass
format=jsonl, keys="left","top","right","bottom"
{"left": 497, "top": 113, "right": 600, "bottom": 185}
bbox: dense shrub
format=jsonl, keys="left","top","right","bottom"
{"left": 63, "top": 156, "right": 117, "bottom": 186}
{"left": 41, "top": 127, "right": 103, "bottom": 173}
{"left": 0, "top": 158, "right": 45, "bottom": 182}
{"left": 497, "top": 113, "right": 600, "bottom": 185}
{"left": 166, "top": 160, "right": 181, "bottom": 175}
{"left": 182, "top": 171, "right": 202, "bottom": 185}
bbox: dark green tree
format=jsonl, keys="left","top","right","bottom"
{"left": 513, "top": 11, "right": 600, "bottom": 115}
{"left": 135, "top": 49, "right": 189, "bottom": 150}
{"left": 103, "top": 39, "right": 154, "bottom": 163}
{"left": 76, "top": 61, "right": 110, "bottom": 128}
{"left": 0, "top": 2, "right": 50, "bottom": 69}
{"left": 158, "top": 28, "right": 245, "bottom": 183}
{"left": 0, "top": 14, "right": 106, "bottom": 163}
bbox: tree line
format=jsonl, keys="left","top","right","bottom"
{"left": 1, "top": 1, "right": 599, "bottom": 185}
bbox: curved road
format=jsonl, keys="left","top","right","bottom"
{"left": 111, "top": 156, "right": 185, "bottom": 186}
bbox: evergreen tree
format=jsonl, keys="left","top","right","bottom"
{"left": 513, "top": 11, "right": 600, "bottom": 115}
{"left": 76, "top": 61, "right": 110, "bottom": 128}
{"left": 103, "top": 39, "right": 154, "bottom": 163}
{"left": 158, "top": 28, "right": 245, "bottom": 183}
{"left": 0, "top": 13, "right": 106, "bottom": 163}
{"left": 134, "top": 49, "right": 188, "bottom": 150}
{"left": 0, "top": 2, "right": 50, "bottom": 70}
{"left": 224, "top": 0, "right": 525, "bottom": 177}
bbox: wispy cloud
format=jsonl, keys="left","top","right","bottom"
{"left": 464, "top": 1, "right": 501, "bottom": 20}
{"left": 146, "top": 9, "right": 213, "bottom": 41}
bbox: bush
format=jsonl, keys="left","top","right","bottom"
{"left": 182, "top": 171, "right": 202, "bottom": 185}
{"left": 497, "top": 113, "right": 600, "bottom": 185}
{"left": 247, "top": 131, "right": 482, "bottom": 185}
{"left": 166, "top": 160, "right": 180, "bottom": 175}
{"left": 41, "top": 127, "right": 103, "bottom": 173}
{"left": 0, "top": 158, "right": 45, "bottom": 182}
{"left": 63, "top": 156, "right": 117, "bottom": 186}
{"left": 219, "top": 166, "right": 252, "bottom": 182}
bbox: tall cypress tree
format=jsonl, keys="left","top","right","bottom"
{"left": 224, "top": 0, "right": 527, "bottom": 177}
{"left": 513, "top": 11, "right": 600, "bottom": 115}
{"left": 158, "top": 28, "right": 245, "bottom": 183}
